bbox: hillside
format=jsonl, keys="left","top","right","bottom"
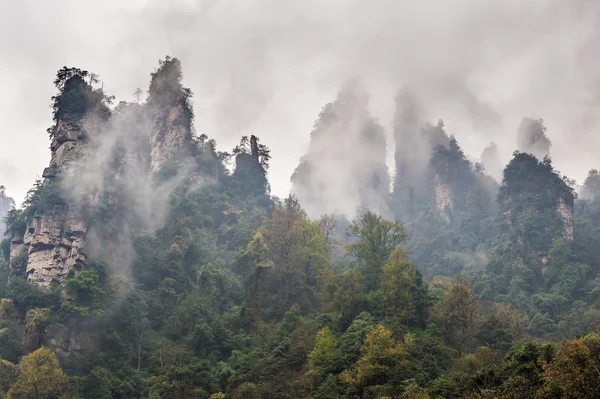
{"left": 1, "top": 58, "right": 600, "bottom": 399}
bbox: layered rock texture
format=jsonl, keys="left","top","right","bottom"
{"left": 557, "top": 196, "right": 574, "bottom": 240}
{"left": 9, "top": 58, "right": 195, "bottom": 288}
{"left": 147, "top": 56, "right": 194, "bottom": 174}
{"left": 10, "top": 113, "right": 91, "bottom": 287}
{"left": 150, "top": 102, "right": 193, "bottom": 173}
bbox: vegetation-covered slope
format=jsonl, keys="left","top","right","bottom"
{"left": 1, "top": 58, "right": 600, "bottom": 399}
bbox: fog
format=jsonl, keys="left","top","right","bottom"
{"left": 0, "top": 0, "right": 599, "bottom": 204}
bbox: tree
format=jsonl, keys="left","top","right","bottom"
{"left": 401, "top": 380, "right": 431, "bottom": 399}
{"left": 381, "top": 248, "right": 419, "bottom": 326}
{"left": 88, "top": 72, "right": 99, "bottom": 86}
{"left": 231, "top": 382, "right": 261, "bottom": 399}
{"left": 340, "top": 324, "right": 406, "bottom": 390}
{"left": 7, "top": 347, "right": 67, "bottom": 399}
{"left": 538, "top": 332, "right": 600, "bottom": 399}
{"left": 23, "top": 308, "right": 51, "bottom": 352}
{"left": 133, "top": 87, "right": 143, "bottom": 103}
{"left": 318, "top": 214, "right": 341, "bottom": 255}
{"left": 321, "top": 269, "right": 365, "bottom": 329}
{"left": 240, "top": 232, "right": 273, "bottom": 323}
{"left": 347, "top": 212, "right": 408, "bottom": 290}
{"left": 0, "top": 360, "right": 17, "bottom": 396}
{"left": 308, "top": 327, "right": 338, "bottom": 374}
{"left": 259, "top": 204, "right": 328, "bottom": 312}
{"left": 431, "top": 277, "right": 480, "bottom": 356}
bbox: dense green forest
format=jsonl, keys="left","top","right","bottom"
{"left": 2, "top": 58, "right": 600, "bottom": 399}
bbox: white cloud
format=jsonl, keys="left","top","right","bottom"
{"left": 0, "top": 0, "right": 599, "bottom": 204}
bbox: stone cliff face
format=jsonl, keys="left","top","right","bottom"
{"left": 149, "top": 103, "right": 192, "bottom": 173}
{"left": 557, "top": 196, "right": 574, "bottom": 240}
{"left": 10, "top": 118, "right": 90, "bottom": 287}
{"left": 9, "top": 60, "right": 195, "bottom": 288}
{"left": 428, "top": 137, "right": 476, "bottom": 222}
{"left": 434, "top": 172, "right": 453, "bottom": 221}
{"left": 499, "top": 152, "right": 575, "bottom": 259}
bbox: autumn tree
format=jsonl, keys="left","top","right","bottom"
{"left": 308, "top": 327, "right": 339, "bottom": 374}
{"left": 340, "top": 324, "right": 406, "bottom": 392}
{"left": 6, "top": 347, "right": 67, "bottom": 399}
{"left": 538, "top": 332, "right": 600, "bottom": 399}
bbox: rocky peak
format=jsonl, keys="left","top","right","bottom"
{"left": 149, "top": 102, "right": 193, "bottom": 173}
{"left": 429, "top": 136, "right": 476, "bottom": 221}
{"left": 499, "top": 152, "right": 575, "bottom": 255}
{"left": 291, "top": 81, "right": 390, "bottom": 218}
{"left": 147, "top": 57, "right": 194, "bottom": 174}
{"left": 8, "top": 72, "right": 105, "bottom": 287}
{"left": 480, "top": 142, "right": 502, "bottom": 182}
{"left": 517, "top": 117, "right": 551, "bottom": 161}
{"left": 232, "top": 135, "right": 270, "bottom": 196}
{"left": 581, "top": 169, "right": 600, "bottom": 201}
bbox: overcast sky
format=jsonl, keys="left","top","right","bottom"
{"left": 0, "top": 0, "right": 598, "bottom": 204}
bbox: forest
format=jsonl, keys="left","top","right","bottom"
{"left": 1, "top": 57, "right": 600, "bottom": 399}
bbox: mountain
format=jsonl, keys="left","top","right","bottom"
{"left": 2, "top": 58, "right": 600, "bottom": 398}
{"left": 291, "top": 80, "right": 390, "bottom": 218}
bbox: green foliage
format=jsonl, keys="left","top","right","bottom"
{"left": 148, "top": 56, "right": 194, "bottom": 122}
{"left": 8, "top": 59, "right": 600, "bottom": 399}
{"left": 48, "top": 66, "right": 112, "bottom": 137}
{"left": 347, "top": 212, "right": 408, "bottom": 290}
{"left": 63, "top": 269, "right": 107, "bottom": 317}
{"left": 6, "top": 346, "right": 67, "bottom": 399}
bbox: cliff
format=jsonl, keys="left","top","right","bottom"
{"left": 433, "top": 172, "right": 453, "bottom": 221}
{"left": 557, "top": 196, "right": 574, "bottom": 240}
{"left": 147, "top": 57, "right": 194, "bottom": 175}
{"left": 10, "top": 103, "right": 95, "bottom": 287}
{"left": 428, "top": 136, "right": 476, "bottom": 221}
{"left": 8, "top": 58, "right": 195, "bottom": 288}
{"left": 499, "top": 152, "right": 575, "bottom": 254}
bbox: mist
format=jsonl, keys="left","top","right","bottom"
{"left": 1, "top": 0, "right": 599, "bottom": 205}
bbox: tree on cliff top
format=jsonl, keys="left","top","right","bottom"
{"left": 148, "top": 56, "right": 193, "bottom": 122}
{"left": 47, "top": 66, "right": 113, "bottom": 138}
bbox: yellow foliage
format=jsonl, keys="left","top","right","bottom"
{"left": 6, "top": 346, "right": 67, "bottom": 399}
{"left": 401, "top": 380, "right": 431, "bottom": 399}
{"left": 308, "top": 327, "right": 337, "bottom": 372}
{"left": 340, "top": 325, "right": 406, "bottom": 388}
